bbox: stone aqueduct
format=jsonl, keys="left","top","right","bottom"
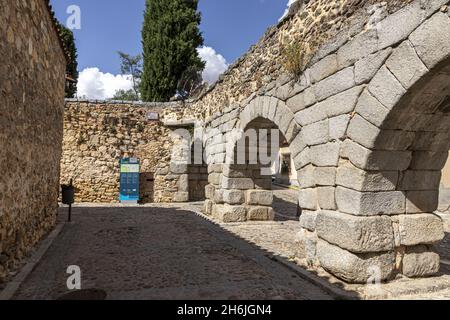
{"left": 199, "top": 1, "right": 450, "bottom": 283}
{"left": 3, "top": 0, "right": 450, "bottom": 285}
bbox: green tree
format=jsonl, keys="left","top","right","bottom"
{"left": 117, "top": 51, "right": 142, "bottom": 99}
{"left": 59, "top": 23, "right": 79, "bottom": 98}
{"left": 141, "top": 0, "right": 205, "bottom": 102}
{"left": 112, "top": 89, "right": 140, "bottom": 101}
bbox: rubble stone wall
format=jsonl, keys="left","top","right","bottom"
{"left": 0, "top": 0, "right": 66, "bottom": 281}
{"left": 61, "top": 100, "right": 192, "bottom": 203}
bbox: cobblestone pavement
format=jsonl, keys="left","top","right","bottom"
{"left": 13, "top": 205, "right": 331, "bottom": 300}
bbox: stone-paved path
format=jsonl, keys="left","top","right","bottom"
{"left": 13, "top": 205, "right": 331, "bottom": 300}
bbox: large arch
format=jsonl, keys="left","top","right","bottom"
{"left": 203, "top": 97, "right": 302, "bottom": 222}
{"left": 202, "top": 3, "right": 450, "bottom": 284}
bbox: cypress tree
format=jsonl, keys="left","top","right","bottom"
{"left": 141, "top": 0, "right": 205, "bottom": 102}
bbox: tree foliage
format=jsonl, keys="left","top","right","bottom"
{"left": 117, "top": 51, "right": 142, "bottom": 99}
{"left": 141, "top": 0, "right": 205, "bottom": 102}
{"left": 58, "top": 23, "right": 79, "bottom": 98}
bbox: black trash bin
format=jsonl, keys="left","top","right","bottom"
{"left": 61, "top": 180, "right": 75, "bottom": 222}
{"left": 61, "top": 184, "right": 75, "bottom": 205}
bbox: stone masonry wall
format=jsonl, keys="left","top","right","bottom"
{"left": 187, "top": 0, "right": 415, "bottom": 121}
{"left": 0, "top": 0, "right": 66, "bottom": 282}
{"left": 61, "top": 100, "right": 193, "bottom": 203}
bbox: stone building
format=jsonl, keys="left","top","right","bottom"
{"left": 60, "top": 0, "right": 450, "bottom": 284}
{"left": 0, "top": 0, "right": 67, "bottom": 281}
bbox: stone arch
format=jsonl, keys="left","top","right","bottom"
{"left": 203, "top": 98, "right": 305, "bottom": 222}
{"left": 313, "top": 11, "right": 450, "bottom": 283}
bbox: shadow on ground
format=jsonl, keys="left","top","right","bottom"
{"left": 11, "top": 206, "right": 345, "bottom": 300}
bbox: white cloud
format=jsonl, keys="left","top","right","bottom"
{"left": 197, "top": 46, "right": 228, "bottom": 85}
{"left": 76, "top": 67, "right": 133, "bottom": 100}
{"left": 280, "top": 0, "right": 297, "bottom": 21}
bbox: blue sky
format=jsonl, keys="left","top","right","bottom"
{"left": 50, "top": 0, "right": 291, "bottom": 99}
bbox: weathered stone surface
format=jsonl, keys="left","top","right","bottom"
{"left": 208, "top": 173, "right": 222, "bottom": 185}
{"left": 355, "top": 47, "right": 393, "bottom": 84}
{"left": 368, "top": 66, "right": 406, "bottom": 109}
{"left": 347, "top": 114, "right": 415, "bottom": 151}
{"left": 409, "top": 12, "right": 450, "bottom": 69}
{"left": 406, "top": 191, "right": 439, "bottom": 213}
{"left": 294, "top": 103, "right": 327, "bottom": 126}
{"left": 221, "top": 177, "right": 254, "bottom": 190}
{"left": 328, "top": 115, "right": 350, "bottom": 141}
{"left": 299, "top": 210, "right": 318, "bottom": 232}
{"left": 204, "top": 199, "right": 214, "bottom": 215}
{"left": 310, "top": 54, "right": 338, "bottom": 83}
{"left": 340, "top": 139, "right": 412, "bottom": 171}
{"left": 173, "top": 192, "right": 189, "bottom": 203}
{"left": 409, "top": 151, "right": 449, "bottom": 170}
{"left": 314, "top": 67, "right": 356, "bottom": 102}
{"left": 337, "top": 29, "right": 379, "bottom": 69}
{"left": 355, "top": 90, "right": 390, "bottom": 127}
{"left": 223, "top": 190, "right": 245, "bottom": 205}
{"left": 297, "top": 165, "right": 316, "bottom": 188}
{"left": 402, "top": 245, "right": 440, "bottom": 278}
{"left": 316, "top": 240, "right": 395, "bottom": 283}
{"left": 398, "top": 214, "right": 445, "bottom": 246}
{"left": 336, "top": 161, "right": 398, "bottom": 192}
{"left": 376, "top": 0, "right": 445, "bottom": 50}
{"left": 302, "top": 120, "right": 329, "bottom": 146}
{"left": 246, "top": 190, "right": 273, "bottom": 206}
{"left": 309, "top": 142, "right": 340, "bottom": 167}
{"left": 314, "top": 167, "right": 336, "bottom": 186}
{"left": 318, "top": 86, "right": 364, "bottom": 118}
{"left": 205, "top": 184, "right": 215, "bottom": 200}
{"left": 336, "top": 187, "right": 406, "bottom": 216}
{"left": 317, "top": 187, "right": 336, "bottom": 210}
{"left": 385, "top": 41, "right": 428, "bottom": 89}
{"left": 213, "top": 204, "right": 247, "bottom": 223}
{"left": 298, "top": 188, "right": 318, "bottom": 210}
{"left": 247, "top": 207, "right": 275, "bottom": 221}
{"left": 398, "top": 170, "right": 442, "bottom": 191}
{"left": 286, "top": 87, "right": 317, "bottom": 113}
{"left": 316, "top": 210, "right": 395, "bottom": 253}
